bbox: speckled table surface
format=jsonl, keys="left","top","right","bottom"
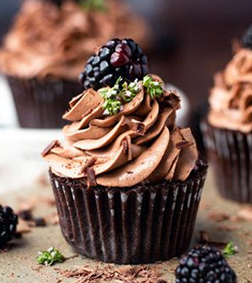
{"left": 0, "top": 169, "right": 252, "bottom": 283}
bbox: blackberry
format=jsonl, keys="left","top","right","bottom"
{"left": 79, "top": 38, "right": 149, "bottom": 90}
{"left": 242, "top": 25, "right": 252, "bottom": 49}
{"left": 0, "top": 205, "right": 18, "bottom": 247}
{"left": 175, "top": 246, "right": 237, "bottom": 283}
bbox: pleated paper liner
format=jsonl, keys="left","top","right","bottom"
{"left": 50, "top": 162, "right": 207, "bottom": 264}
{"left": 201, "top": 121, "right": 252, "bottom": 203}
{"left": 7, "top": 76, "right": 83, "bottom": 129}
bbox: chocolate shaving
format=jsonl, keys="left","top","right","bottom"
{"left": 56, "top": 265, "right": 167, "bottom": 283}
{"left": 162, "top": 91, "right": 180, "bottom": 109}
{"left": 132, "top": 121, "right": 145, "bottom": 135}
{"left": 176, "top": 140, "right": 190, "bottom": 149}
{"left": 86, "top": 168, "right": 97, "bottom": 187}
{"left": 199, "top": 230, "right": 210, "bottom": 244}
{"left": 122, "top": 140, "right": 128, "bottom": 154}
{"left": 41, "top": 140, "right": 60, "bottom": 157}
{"left": 121, "top": 136, "right": 132, "bottom": 160}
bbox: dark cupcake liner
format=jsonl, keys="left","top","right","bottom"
{"left": 201, "top": 121, "right": 252, "bottom": 203}
{"left": 6, "top": 76, "right": 83, "bottom": 128}
{"left": 49, "top": 162, "right": 207, "bottom": 264}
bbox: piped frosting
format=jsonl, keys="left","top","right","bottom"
{"left": 43, "top": 75, "right": 198, "bottom": 187}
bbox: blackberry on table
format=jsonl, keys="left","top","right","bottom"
{"left": 79, "top": 38, "right": 149, "bottom": 90}
{"left": 175, "top": 245, "right": 237, "bottom": 283}
{"left": 0, "top": 205, "right": 18, "bottom": 247}
{"left": 242, "top": 25, "right": 252, "bottom": 49}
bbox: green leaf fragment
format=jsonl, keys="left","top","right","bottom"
{"left": 79, "top": 0, "right": 106, "bottom": 12}
{"left": 143, "top": 75, "right": 164, "bottom": 99}
{"left": 223, "top": 242, "right": 237, "bottom": 258}
{"left": 98, "top": 77, "right": 140, "bottom": 116}
{"left": 37, "top": 247, "right": 65, "bottom": 266}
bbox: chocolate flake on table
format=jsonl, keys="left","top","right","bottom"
{"left": 41, "top": 140, "right": 60, "bottom": 157}
{"left": 18, "top": 209, "right": 33, "bottom": 221}
{"left": 208, "top": 211, "right": 231, "bottom": 222}
{"left": 86, "top": 168, "right": 97, "bottom": 187}
{"left": 198, "top": 231, "right": 228, "bottom": 249}
{"left": 56, "top": 265, "right": 167, "bottom": 283}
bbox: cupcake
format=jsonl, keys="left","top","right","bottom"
{"left": 201, "top": 26, "right": 252, "bottom": 203}
{"left": 42, "top": 38, "right": 207, "bottom": 264}
{"left": 0, "top": 0, "right": 148, "bottom": 128}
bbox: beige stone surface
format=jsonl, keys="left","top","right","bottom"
{"left": 0, "top": 169, "right": 252, "bottom": 283}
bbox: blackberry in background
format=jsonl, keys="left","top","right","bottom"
{"left": 242, "top": 24, "right": 252, "bottom": 49}
{"left": 175, "top": 245, "right": 237, "bottom": 283}
{"left": 0, "top": 205, "right": 18, "bottom": 247}
{"left": 79, "top": 38, "right": 149, "bottom": 90}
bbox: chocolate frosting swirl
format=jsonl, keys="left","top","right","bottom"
{"left": 43, "top": 76, "right": 198, "bottom": 187}
{"left": 0, "top": 0, "right": 148, "bottom": 80}
{"left": 208, "top": 48, "right": 252, "bottom": 132}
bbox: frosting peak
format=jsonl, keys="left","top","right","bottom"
{"left": 208, "top": 48, "right": 252, "bottom": 132}
{"left": 43, "top": 76, "right": 198, "bottom": 187}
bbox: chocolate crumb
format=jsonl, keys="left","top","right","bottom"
{"left": 34, "top": 217, "right": 46, "bottom": 227}
{"left": 18, "top": 209, "right": 33, "bottom": 221}
{"left": 41, "top": 140, "right": 60, "bottom": 157}
{"left": 199, "top": 230, "right": 210, "bottom": 244}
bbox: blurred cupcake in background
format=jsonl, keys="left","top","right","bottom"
{"left": 0, "top": 0, "right": 148, "bottom": 128}
{"left": 201, "top": 25, "right": 252, "bottom": 203}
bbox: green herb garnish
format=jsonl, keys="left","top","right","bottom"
{"left": 79, "top": 0, "right": 105, "bottom": 12}
{"left": 99, "top": 77, "right": 140, "bottom": 115}
{"left": 223, "top": 242, "right": 237, "bottom": 258}
{"left": 143, "top": 75, "right": 163, "bottom": 99}
{"left": 37, "top": 247, "right": 65, "bottom": 266}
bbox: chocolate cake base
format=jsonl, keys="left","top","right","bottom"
{"left": 49, "top": 162, "right": 207, "bottom": 264}
{"left": 202, "top": 121, "right": 252, "bottom": 203}
{"left": 7, "top": 76, "right": 83, "bottom": 129}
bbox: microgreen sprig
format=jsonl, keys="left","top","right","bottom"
{"left": 79, "top": 0, "right": 105, "bottom": 11}
{"left": 37, "top": 247, "right": 65, "bottom": 266}
{"left": 223, "top": 242, "right": 237, "bottom": 258}
{"left": 99, "top": 77, "right": 141, "bottom": 115}
{"left": 143, "top": 75, "right": 164, "bottom": 99}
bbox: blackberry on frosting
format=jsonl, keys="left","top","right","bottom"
{"left": 79, "top": 38, "right": 149, "bottom": 90}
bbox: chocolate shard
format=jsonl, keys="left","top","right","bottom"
{"left": 132, "top": 121, "right": 145, "bottom": 135}
{"left": 122, "top": 140, "right": 128, "bottom": 154}
{"left": 41, "top": 140, "right": 60, "bottom": 157}
{"left": 86, "top": 167, "right": 97, "bottom": 187}
{"left": 176, "top": 140, "right": 190, "bottom": 149}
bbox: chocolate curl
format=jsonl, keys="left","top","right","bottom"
{"left": 122, "top": 136, "right": 133, "bottom": 161}
{"left": 41, "top": 140, "right": 60, "bottom": 157}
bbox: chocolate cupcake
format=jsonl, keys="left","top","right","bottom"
{"left": 201, "top": 26, "right": 252, "bottom": 203}
{"left": 0, "top": 0, "right": 148, "bottom": 128}
{"left": 43, "top": 38, "right": 207, "bottom": 264}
